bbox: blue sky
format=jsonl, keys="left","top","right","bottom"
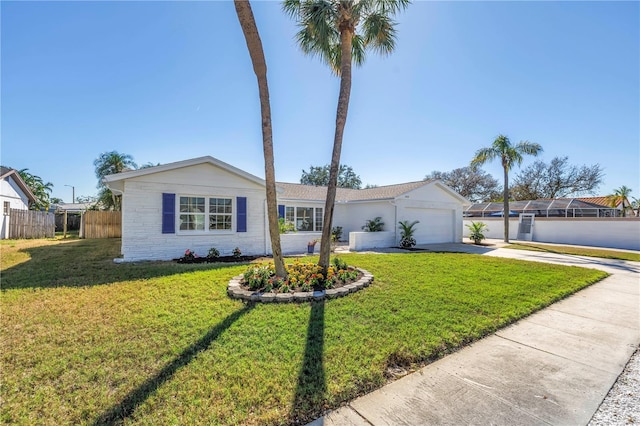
{"left": 2, "top": 1, "right": 638, "bottom": 203}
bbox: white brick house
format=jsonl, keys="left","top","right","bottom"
{"left": 103, "top": 156, "right": 470, "bottom": 261}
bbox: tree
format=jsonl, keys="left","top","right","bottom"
{"left": 631, "top": 197, "right": 640, "bottom": 217}
{"left": 93, "top": 151, "right": 137, "bottom": 211}
{"left": 284, "top": 0, "right": 410, "bottom": 272}
{"left": 234, "top": 0, "right": 287, "bottom": 278}
{"left": 17, "top": 168, "right": 53, "bottom": 211}
{"left": 607, "top": 186, "right": 633, "bottom": 217}
{"left": 50, "top": 197, "right": 63, "bottom": 204}
{"left": 425, "top": 167, "right": 501, "bottom": 203}
{"left": 510, "top": 157, "right": 603, "bottom": 200}
{"left": 300, "top": 164, "right": 362, "bottom": 189}
{"left": 470, "top": 135, "right": 543, "bottom": 243}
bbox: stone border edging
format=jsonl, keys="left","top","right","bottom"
{"left": 227, "top": 268, "right": 374, "bottom": 303}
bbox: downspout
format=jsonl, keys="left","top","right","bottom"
{"left": 389, "top": 200, "right": 398, "bottom": 245}
{"left": 264, "top": 199, "right": 269, "bottom": 255}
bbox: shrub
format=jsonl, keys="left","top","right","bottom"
{"left": 181, "top": 249, "right": 199, "bottom": 262}
{"left": 331, "top": 226, "right": 343, "bottom": 241}
{"left": 232, "top": 247, "right": 242, "bottom": 258}
{"left": 466, "top": 222, "right": 488, "bottom": 244}
{"left": 398, "top": 220, "right": 419, "bottom": 248}
{"left": 207, "top": 247, "right": 220, "bottom": 259}
{"left": 332, "top": 257, "right": 348, "bottom": 270}
{"left": 362, "top": 217, "right": 384, "bottom": 232}
{"left": 278, "top": 218, "right": 296, "bottom": 234}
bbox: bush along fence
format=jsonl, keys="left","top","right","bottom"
{"left": 6, "top": 209, "right": 55, "bottom": 239}
{"left": 80, "top": 211, "right": 122, "bottom": 238}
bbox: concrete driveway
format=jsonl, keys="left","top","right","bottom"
{"left": 309, "top": 245, "right": 640, "bottom": 425}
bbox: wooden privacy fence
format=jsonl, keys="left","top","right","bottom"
{"left": 80, "top": 211, "right": 122, "bottom": 238}
{"left": 8, "top": 209, "right": 55, "bottom": 239}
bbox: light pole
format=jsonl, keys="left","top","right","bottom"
{"left": 64, "top": 185, "right": 75, "bottom": 203}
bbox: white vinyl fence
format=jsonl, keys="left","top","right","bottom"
{"left": 463, "top": 217, "right": 640, "bottom": 251}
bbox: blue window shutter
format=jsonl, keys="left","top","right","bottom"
{"left": 278, "top": 205, "right": 285, "bottom": 219}
{"left": 237, "top": 197, "right": 247, "bottom": 232}
{"left": 162, "top": 193, "right": 176, "bottom": 234}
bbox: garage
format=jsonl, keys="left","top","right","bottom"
{"left": 405, "top": 207, "right": 456, "bottom": 244}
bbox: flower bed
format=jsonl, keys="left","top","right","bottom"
{"left": 228, "top": 257, "right": 374, "bottom": 303}
{"left": 175, "top": 248, "right": 261, "bottom": 264}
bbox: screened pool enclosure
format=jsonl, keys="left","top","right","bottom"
{"left": 465, "top": 198, "right": 621, "bottom": 218}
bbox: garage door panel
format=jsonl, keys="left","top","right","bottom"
{"left": 405, "top": 208, "right": 454, "bottom": 244}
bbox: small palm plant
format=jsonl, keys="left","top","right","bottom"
{"left": 398, "top": 220, "right": 419, "bottom": 248}
{"left": 466, "top": 222, "right": 488, "bottom": 245}
{"left": 362, "top": 217, "right": 385, "bottom": 232}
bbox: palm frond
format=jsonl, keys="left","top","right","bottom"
{"left": 282, "top": 0, "right": 302, "bottom": 18}
{"left": 362, "top": 12, "right": 397, "bottom": 55}
{"left": 375, "top": 0, "right": 411, "bottom": 15}
{"left": 351, "top": 34, "right": 366, "bottom": 67}
{"left": 471, "top": 147, "right": 498, "bottom": 168}
{"left": 516, "top": 140, "right": 543, "bottom": 156}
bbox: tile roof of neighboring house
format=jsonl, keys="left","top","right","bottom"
{"left": 559, "top": 196, "right": 618, "bottom": 208}
{"left": 276, "top": 180, "right": 434, "bottom": 202}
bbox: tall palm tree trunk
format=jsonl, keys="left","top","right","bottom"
{"left": 319, "top": 29, "right": 353, "bottom": 272}
{"left": 502, "top": 164, "right": 510, "bottom": 243}
{"left": 234, "top": 0, "right": 286, "bottom": 277}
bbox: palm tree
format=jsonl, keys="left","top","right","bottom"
{"left": 18, "top": 168, "right": 53, "bottom": 211}
{"left": 631, "top": 197, "right": 640, "bottom": 217}
{"left": 283, "top": 0, "right": 410, "bottom": 272}
{"left": 608, "top": 186, "right": 633, "bottom": 217}
{"left": 234, "top": 0, "right": 287, "bottom": 278}
{"left": 93, "top": 151, "right": 137, "bottom": 211}
{"left": 470, "top": 135, "right": 542, "bottom": 243}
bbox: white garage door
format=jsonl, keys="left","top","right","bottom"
{"left": 406, "top": 208, "right": 455, "bottom": 244}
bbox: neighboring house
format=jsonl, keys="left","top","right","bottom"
{"left": 1, "top": 167, "right": 37, "bottom": 239}
{"left": 103, "top": 156, "right": 470, "bottom": 262}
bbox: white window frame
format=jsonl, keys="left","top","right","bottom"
{"left": 177, "top": 195, "right": 234, "bottom": 234}
{"left": 284, "top": 205, "right": 323, "bottom": 232}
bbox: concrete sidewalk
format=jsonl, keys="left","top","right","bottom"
{"left": 309, "top": 247, "right": 640, "bottom": 426}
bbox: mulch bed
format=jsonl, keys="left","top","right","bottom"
{"left": 175, "top": 255, "right": 264, "bottom": 264}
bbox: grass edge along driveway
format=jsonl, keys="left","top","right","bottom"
{"left": 1, "top": 238, "right": 607, "bottom": 425}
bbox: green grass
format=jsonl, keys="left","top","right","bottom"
{"left": 1, "top": 238, "right": 607, "bottom": 425}
{"left": 507, "top": 242, "right": 640, "bottom": 262}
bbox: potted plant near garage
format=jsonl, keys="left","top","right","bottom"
{"left": 466, "top": 221, "right": 488, "bottom": 245}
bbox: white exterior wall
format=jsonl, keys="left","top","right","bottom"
{"left": 120, "top": 164, "right": 268, "bottom": 261}
{"left": 463, "top": 218, "right": 640, "bottom": 251}
{"left": 463, "top": 218, "right": 519, "bottom": 241}
{"left": 333, "top": 201, "right": 394, "bottom": 240}
{"left": 277, "top": 232, "right": 323, "bottom": 255}
{"left": 1, "top": 176, "right": 31, "bottom": 239}
{"left": 349, "top": 231, "right": 395, "bottom": 251}
{"left": 394, "top": 183, "right": 466, "bottom": 244}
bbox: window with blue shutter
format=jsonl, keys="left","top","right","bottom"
{"left": 278, "top": 205, "right": 285, "bottom": 219}
{"left": 236, "top": 197, "right": 247, "bottom": 232}
{"left": 162, "top": 193, "right": 175, "bottom": 234}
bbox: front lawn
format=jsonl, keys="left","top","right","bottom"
{"left": 1, "top": 238, "right": 606, "bottom": 425}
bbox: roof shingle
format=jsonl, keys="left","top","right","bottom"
{"left": 276, "top": 181, "right": 433, "bottom": 202}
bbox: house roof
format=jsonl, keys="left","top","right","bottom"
{"left": 566, "top": 196, "right": 620, "bottom": 208}
{"left": 277, "top": 180, "right": 470, "bottom": 204}
{"left": 54, "top": 202, "right": 95, "bottom": 212}
{"left": 102, "top": 156, "right": 470, "bottom": 205}
{"left": 0, "top": 167, "right": 37, "bottom": 203}
{"left": 103, "top": 156, "right": 266, "bottom": 194}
